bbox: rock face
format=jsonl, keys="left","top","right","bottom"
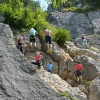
{"left": 74, "top": 34, "right": 100, "bottom": 53}
{"left": 47, "top": 11, "right": 93, "bottom": 40}
{"left": 47, "top": 10, "right": 100, "bottom": 39}
{"left": 40, "top": 70, "right": 87, "bottom": 100}
{"left": 89, "top": 76, "right": 100, "bottom": 100}
{"left": 65, "top": 41, "right": 100, "bottom": 61}
{"left": 58, "top": 55, "right": 100, "bottom": 81}
{"left": 0, "top": 15, "right": 5, "bottom": 22}
{"left": 15, "top": 34, "right": 41, "bottom": 52}
{"left": 25, "top": 52, "right": 59, "bottom": 74}
{"left": 88, "top": 10, "right": 100, "bottom": 34}
{"left": 0, "top": 23, "right": 69, "bottom": 100}
{"left": 41, "top": 40, "right": 72, "bottom": 62}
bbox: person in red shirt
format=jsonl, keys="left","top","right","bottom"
{"left": 28, "top": 52, "right": 43, "bottom": 69}
{"left": 75, "top": 61, "right": 83, "bottom": 83}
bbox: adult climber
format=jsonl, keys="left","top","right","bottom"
{"left": 42, "top": 28, "right": 53, "bottom": 53}
{"left": 74, "top": 61, "right": 83, "bottom": 83}
{"left": 29, "top": 28, "right": 38, "bottom": 47}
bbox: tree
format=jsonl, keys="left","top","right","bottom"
{"left": 22, "top": 0, "right": 40, "bottom": 11}
{"left": 46, "top": 0, "right": 66, "bottom": 9}
{"left": 85, "top": 0, "right": 100, "bottom": 8}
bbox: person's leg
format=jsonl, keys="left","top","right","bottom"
{"left": 78, "top": 70, "right": 82, "bottom": 83}
{"left": 48, "top": 37, "right": 52, "bottom": 53}
{"left": 76, "top": 70, "right": 80, "bottom": 83}
{"left": 30, "top": 36, "right": 32, "bottom": 46}
{"left": 20, "top": 47, "right": 24, "bottom": 54}
{"left": 33, "top": 38, "right": 36, "bottom": 47}
{"left": 34, "top": 42, "right": 36, "bottom": 47}
{"left": 79, "top": 75, "right": 83, "bottom": 83}
{"left": 31, "top": 62, "right": 37, "bottom": 65}
{"left": 47, "top": 43, "right": 50, "bottom": 50}
{"left": 48, "top": 69, "right": 50, "bottom": 72}
{"left": 76, "top": 77, "right": 80, "bottom": 83}
{"left": 37, "top": 62, "right": 40, "bottom": 69}
{"left": 82, "top": 41, "right": 85, "bottom": 46}
{"left": 31, "top": 61, "right": 40, "bottom": 69}
{"left": 45, "top": 36, "right": 49, "bottom": 50}
{"left": 49, "top": 37, "right": 52, "bottom": 49}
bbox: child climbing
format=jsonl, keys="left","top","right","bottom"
{"left": 81, "top": 34, "right": 87, "bottom": 46}
{"left": 29, "top": 28, "right": 38, "bottom": 47}
{"left": 47, "top": 61, "right": 52, "bottom": 72}
{"left": 16, "top": 37, "right": 27, "bottom": 54}
{"left": 28, "top": 52, "right": 43, "bottom": 69}
{"left": 42, "top": 28, "right": 53, "bottom": 53}
{"left": 74, "top": 61, "right": 83, "bottom": 83}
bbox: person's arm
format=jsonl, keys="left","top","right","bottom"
{"left": 40, "top": 55, "right": 43, "bottom": 60}
{"left": 23, "top": 42, "right": 27, "bottom": 47}
{"left": 16, "top": 41, "right": 18, "bottom": 47}
{"left": 28, "top": 56, "right": 35, "bottom": 59}
{"left": 51, "top": 64, "right": 52, "bottom": 69}
{"left": 42, "top": 31, "right": 45, "bottom": 37}
{"left": 49, "top": 30, "right": 53, "bottom": 37}
{"left": 35, "top": 31, "right": 38, "bottom": 34}
{"left": 81, "top": 65, "right": 83, "bottom": 70}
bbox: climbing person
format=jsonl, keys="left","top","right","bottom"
{"left": 81, "top": 34, "right": 87, "bottom": 46}
{"left": 29, "top": 28, "right": 38, "bottom": 47}
{"left": 16, "top": 37, "right": 27, "bottom": 54}
{"left": 47, "top": 61, "right": 52, "bottom": 73}
{"left": 42, "top": 28, "right": 53, "bottom": 53}
{"left": 28, "top": 52, "right": 43, "bottom": 69}
{"left": 74, "top": 61, "right": 83, "bottom": 83}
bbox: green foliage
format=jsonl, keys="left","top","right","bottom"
{"left": 62, "top": 6, "right": 98, "bottom": 14}
{"left": 85, "top": 0, "right": 100, "bottom": 8}
{"left": 85, "top": 81, "right": 91, "bottom": 87}
{"left": 0, "top": 1, "right": 38, "bottom": 28}
{"left": 0, "top": 0, "right": 71, "bottom": 42}
{"left": 54, "top": 28, "right": 71, "bottom": 45}
{"left": 46, "top": 0, "right": 66, "bottom": 8}
{"left": 63, "top": 7, "right": 78, "bottom": 11}
{"left": 60, "top": 92, "right": 77, "bottom": 100}
{"left": 89, "top": 46, "right": 98, "bottom": 52}
{"left": 46, "top": 0, "right": 100, "bottom": 12}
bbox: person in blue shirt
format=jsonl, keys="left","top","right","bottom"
{"left": 81, "top": 34, "right": 87, "bottom": 46}
{"left": 29, "top": 28, "right": 38, "bottom": 47}
{"left": 47, "top": 61, "right": 52, "bottom": 72}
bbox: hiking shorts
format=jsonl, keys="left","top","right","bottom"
{"left": 47, "top": 69, "right": 52, "bottom": 73}
{"left": 82, "top": 39, "right": 87, "bottom": 46}
{"left": 76, "top": 70, "right": 82, "bottom": 77}
{"left": 30, "top": 35, "right": 36, "bottom": 43}
{"left": 45, "top": 35, "right": 52, "bottom": 44}
{"left": 18, "top": 43, "right": 24, "bottom": 54}
{"left": 31, "top": 60, "right": 41, "bottom": 69}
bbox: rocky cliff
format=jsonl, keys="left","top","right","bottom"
{"left": 0, "top": 23, "right": 69, "bottom": 100}
{"left": 47, "top": 10, "right": 100, "bottom": 40}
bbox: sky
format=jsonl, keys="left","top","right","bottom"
{"left": 35, "top": 0, "right": 48, "bottom": 11}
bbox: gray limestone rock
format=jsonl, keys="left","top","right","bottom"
{"left": 0, "top": 23, "right": 68, "bottom": 100}
{"left": 0, "top": 14, "right": 5, "bottom": 22}
{"left": 89, "top": 76, "right": 100, "bottom": 100}
{"left": 47, "top": 11, "right": 93, "bottom": 40}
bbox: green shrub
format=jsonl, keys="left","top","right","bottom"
{"left": 59, "top": 92, "right": 76, "bottom": 100}
{"left": 62, "top": 6, "right": 98, "bottom": 14}
{"left": 54, "top": 28, "right": 71, "bottom": 45}
{"left": 85, "top": 81, "right": 91, "bottom": 87}
{"left": 89, "top": 46, "right": 98, "bottom": 52}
